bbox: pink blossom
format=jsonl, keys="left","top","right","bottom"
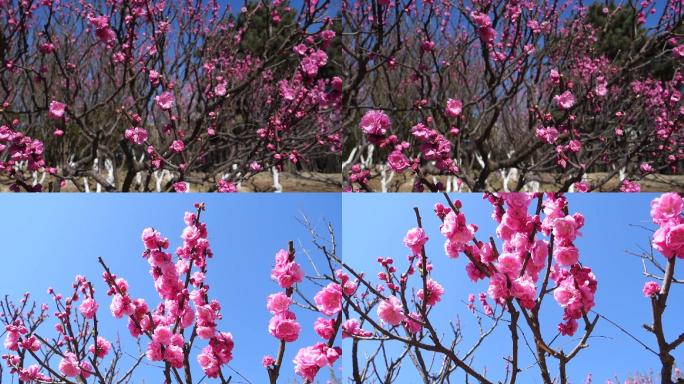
{"left": 498, "top": 252, "right": 522, "bottom": 276}
{"left": 554, "top": 245, "right": 579, "bottom": 266}
{"left": 445, "top": 98, "right": 463, "bottom": 117}
{"left": 360, "top": 110, "right": 391, "bottom": 139}
{"left": 620, "top": 179, "right": 641, "bottom": 192}
{"left": 141, "top": 228, "right": 169, "bottom": 249}
{"left": 214, "top": 81, "right": 227, "bottom": 97}
{"left": 262, "top": 355, "right": 275, "bottom": 367}
{"left": 558, "top": 319, "right": 578, "bottom": 336}
{"left": 197, "top": 333, "right": 234, "bottom": 378}
{"left": 387, "top": 150, "right": 410, "bottom": 172}
{"left": 170, "top": 140, "right": 185, "bottom": 153}
{"left": 552, "top": 215, "right": 581, "bottom": 241}
{"left": 21, "top": 336, "right": 40, "bottom": 352}
{"left": 58, "top": 352, "right": 80, "bottom": 377}
{"left": 650, "top": 193, "right": 683, "bottom": 225}
{"left": 18, "top": 365, "right": 49, "bottom": 382}
{"left": 89, "top": 16, "right": 115, "bottom": 43}
{"left": 152, "top": 326, "right": 173, "bottom": 345}
{"left": 217, "top": 179, "right": 238, "bottom": 192}
{"left": 173, "top": 181, "right": 188, "bottom": 192}
{"left": 573, "top": 181, "right": 590, "bottom": 192}
{"left": 293, "top": 343, "right": 341, "bottom": 382}
{"left": 3, "top": 330, "right": 19, "bottom": 351}
{"left": 553, "top": 282, "right": 577, "bottom": 308}
{"left": 466, "top": 262, "right": 486, "bottom": 281}
{"left": 420, "top": 40, "right": 435, "bottom": 52}
{"left": 471, "top": 12, "right": 496, "bottom": 42}
{"left": 267, "top": 292, "right": 291, "bottom": 314}
{"left": 653, "top": 224, "right": 684, "bottom": 259}
{"left": 314, "top": 283, "right": 342, "bottom": 316}
{"left": 38, "top": 43, "right": 55, "bottom": 54}
{"left": 124, "top": 127, "right": 148, "bottom": 145}
{"left": 416, "top": 279, "right": 444, "bottom": 306}
{"left": 642, "top": 281, "right": 660, "bottom": 297}
{"left": 313, "top": 317, "right": 336, "bottom": 339}
{"left": 268, "top": 311, "right": 301, "bottom": 342}
{"left": 155, "top": 91, "right": 175, "bottom": 110}
{"left": 149, "top": 70, "right": 161, "bottom": 85}
{"left": 536, "top": 126, "right": 559, "bottom": 144}
{"left": 440, "top": 211, "right": 475, "bottom": 245}
{"left": 79, "top": 297, "right": 98, "bottom": 319}
{"left": 553, "top": 91, "right": 575, "bottom": 109}
{"left": 673, "top": 45, "right": 684, "bottom": 58}
{"left": 511, "top": 276, "right": 536, "bottom": 309}
{"left": 271, "top": 249, "right": 303, "bottom": 289}
{"left": 110, "top": 294, "right": 133, "bottom": 318}
{"left": 487, "top": 272, "right": 509, "bottom": 304}
{"left": 377, "top": 296, "right": 405, "bottom": 325}
{"left": 342, "top": 319, "right": 372, "bottom": 338}
{"left": 48, "top": 101, "right": 66, "bottom": 120}
{"left": 403, "top": 227, "right": 429, "bottom": 255}
{"left": 403, "top": 312, "right": 423, "bottom": 334}
{"left": 595, "top": 82, "right": 608, "bottom": 97}
{"left": 89, "top": 337, "right": 111, "bottom": 358}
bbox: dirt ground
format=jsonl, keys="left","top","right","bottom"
{"left": 0, "top": 171, "right": 342, "bottom": 192}
{"left": 2, "top": 171, "right": 682, "bottom": 192}
{"left": 364, "top": 172, "right": 684, "bottom": 192}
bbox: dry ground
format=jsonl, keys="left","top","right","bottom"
{"left": 0, "top": 171, "right": 341, "bottom": 192}
{"left": 2, "top": 171, "right": 682, "bottom": 192}
{"left": 364, "top": 172, "right": 684, "bottom": 192}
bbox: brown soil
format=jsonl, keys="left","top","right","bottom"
{"left": 364, "top": 172, "right": 684, "bottom": 192}
{"left": 0, "top": 171, "right": 342, "bottom": 192}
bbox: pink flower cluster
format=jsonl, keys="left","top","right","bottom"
{"left": 0, "top": 123, "right": 48, "bottom": 190}
{"left": 104, "top": 204, "right": 233, "bottom": 378}
{"left": 196, "top": 332, "right": 235, "bottom": 378}
{"left": 59, "top": 352, "right": 92, "bottom": 378}
{"left": 360, "top": 110, "right": 391, "bottom": 144}
{"left": 299, "top": 49, "right": 328, "bottom": 77}
{"left": 440, "top": 208, "right": 476, "bottom": 258}
{"left": 410, "top": 123, "right": 457, "bottom": 172}
{"left": 265, "top": 246, "right": 343, "bottom": 382}
{"left": 650, "top": 193, "right": 684, "bottom": 259}
{"left": 435, "top": 194, "right": 596, "bottom": 336}
{"left": 314, "top": 283, "right": 342, "bottom": 317}
{"left": 293, "top": 343, "right": 342, "bottom": 382}
{"left": 342, "top": 318, "right": 372, "bottom": 338}
{"left": 403, "top": 227, "right": 429, "bottom": 255}
{"left": 271, "top": 248, "right": 304, "bottom": 289}
{"left": 124, "top": 127, "right": 149, "bottom": 145}
{"left": 294, "top": 279, "right": 345, "bottom": 381}
{"left": 551, "top": 265, "right": 597, "bottom": 335}
{"left": 267, "top": 249, "right": 302, "bottom": 342}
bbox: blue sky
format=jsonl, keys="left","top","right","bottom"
{"left": 0, "top": 194, "right": 342, "bottom": 383}
{"left": 341, "top": 193, "right": 683, "bottom": 383}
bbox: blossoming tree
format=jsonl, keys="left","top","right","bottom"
{"left": 340, "top": 193, "right": 600, "bottom": 382}
{"left": 0, "top": 203, "right": 343, "bottom": 383}
{"left": 0, "top": 0, "right": 341, "bottom": 192}
{"left": 342, "top": 0, "right": 683, "bottom": 192}
{"left": 636, "top": 192, "right": 683, "bottom": 384}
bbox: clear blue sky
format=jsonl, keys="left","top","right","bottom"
{"left": 341, "top": 193, "right": 683, "bottom": 383}
{"left": 0, "top": 194, "right": 342, "bottom": 383}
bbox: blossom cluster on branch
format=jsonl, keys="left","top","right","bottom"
{"left": 342, "top": 193, "right": 601, "bottom": 382}
{"left": 0, "top": 203, "right": 340, "bottom": 383}
{"left": 0, "top": 0, "right": 341, "bottom": 192}
{"left": 342, "top": 0, "right": 684, "bottom": 192}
